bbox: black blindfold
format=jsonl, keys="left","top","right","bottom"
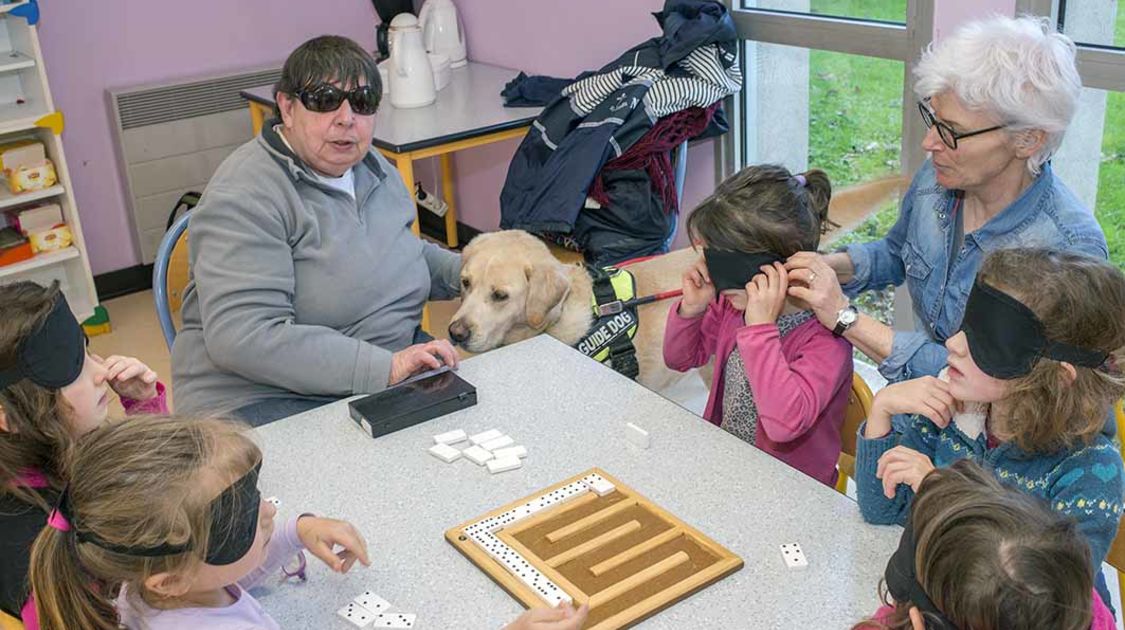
{"left": 703, "top": 248, "right": 784, "bottom": 293}
{"left": 961, "top": 279, "right": 1108, "bottom": 379}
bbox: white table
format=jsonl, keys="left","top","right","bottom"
{"left": 252, "top": 335, "right": 900, "bottom": 629}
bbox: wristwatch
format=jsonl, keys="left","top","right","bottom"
{"left": 832, "top": 304, "right": 859, "bottom": 337}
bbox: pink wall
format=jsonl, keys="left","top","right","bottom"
{"left": 933, "top": 0, "right": 1016, "bottom": 41}
{"left": 38, "top": 0, "right": 376, "bottom": 275}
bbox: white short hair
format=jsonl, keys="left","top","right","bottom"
{"left": 913, "top": 15, "right": 1081, "bottom": 175}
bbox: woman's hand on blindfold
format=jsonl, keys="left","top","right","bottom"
{"left": 97, "top": 354, "right": 159, "bottom": 401}
{"left": 871, "top": 377, "right": 957, "bottom": 429}
{"left": 678, "top": 256, "right": 715, "bottom": 319}
{"left": 296, "top": 516, "right": 371, "bottom": 573}
{"left": 876, "top": 446, "right": 935, "bottom": 499}
{"left": 784, "top": 252, "right": 849, "bottom": 331}
{"left": 744, "top": 263, "right": 789, "bottom": 326}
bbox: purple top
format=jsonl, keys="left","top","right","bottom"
{"left": 116, "top": 515, "right": 304, "bottom": 630}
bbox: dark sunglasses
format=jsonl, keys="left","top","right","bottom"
{"left": 917, "top": 98, "right": 1004, "bottom": 150}
{"left": 293, "top": 83, "right": 380, "bottom": 116}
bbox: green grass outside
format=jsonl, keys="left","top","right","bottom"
{"left": 803, "top": 0, "right": 1124, "bottom": 269}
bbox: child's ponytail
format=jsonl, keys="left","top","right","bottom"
{"left": 29, "top": 520, "right": 118, "bottom": 630}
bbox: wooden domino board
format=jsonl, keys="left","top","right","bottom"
{"left": 445, "top": 468, "right": 743, "bottom": 629}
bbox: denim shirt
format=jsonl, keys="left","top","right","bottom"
{"left": 842, "top": 160, "right": 1108, "bottom": 383}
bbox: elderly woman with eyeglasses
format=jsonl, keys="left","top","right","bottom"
{"left": 172, "top": 35, "right": 461, "bottom": 425}
{"left": 785, "top": 16, "right": 1107, "bottom": 384}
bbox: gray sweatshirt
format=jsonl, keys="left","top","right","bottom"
{"left": 171, "top": 124, "right": 460, "bottom": 415}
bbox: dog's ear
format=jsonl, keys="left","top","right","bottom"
{"left": 525, "top": 263, "right": 570, "bottom": 330}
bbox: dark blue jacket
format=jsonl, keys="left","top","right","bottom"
{"left": 499, "top": 0, "right": 737, "bottom": 237}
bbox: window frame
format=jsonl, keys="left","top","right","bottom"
{"left": 716, "top": 1, "right": 935, "bottom": 183}
{"left": 1016, "top": 0, "right": 1125, "bottom": 91}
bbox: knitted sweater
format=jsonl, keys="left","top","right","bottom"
{"left": 856, "top": 414, "right": 1124, "bottom": 609}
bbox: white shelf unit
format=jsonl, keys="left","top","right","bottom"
{"left": 0, "top": 11, "right": 97, "bottom": 321}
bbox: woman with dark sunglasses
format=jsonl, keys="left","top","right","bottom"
{"left": 171, "top": 36, "right": 462, "bottom": 425}
{"left": 785, "top": 15, "right": 1107, "bottom": 388}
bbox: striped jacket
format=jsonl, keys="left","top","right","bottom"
{"left": 500, "top": 0, "right": 741, "bottom": 236}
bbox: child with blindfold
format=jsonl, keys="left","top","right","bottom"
{"left": 856, "top": 248, "right": 1125, "bottom": 611}
{"left": 663, "top": 164, "right": 854, "bottom": 486}
{"left": 27, "top": 414, "right": 587, "bottom": 630}
{"left": 853, "top": 459, "right": 1113, "bottom": 630}
{"left": 28, "top": 415, "right": 369, "bottom": 630}
{"left": 0, "top": 281, "right": 168, "bottom": 627}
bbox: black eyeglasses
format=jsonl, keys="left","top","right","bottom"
{"left": 293, "top": 83, "right": 380, "bottom": 116}
{"left": 917, "top": 98, "right": 1004, "bottom": 150}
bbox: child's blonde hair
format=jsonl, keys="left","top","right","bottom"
{"left": 0, "top": 281, "right": 75, "bottom": 508}
{"left": 856, "top": 460, "right": 1093, "bottom": 630}
{"left": 977, "top": 249, "right": 1125, "bottom": 452}
{"left": 686, "top": 164, "right": 833, "bottom": 256}
{"left": 28, "top": 415, "right": 261, "bottom": 630}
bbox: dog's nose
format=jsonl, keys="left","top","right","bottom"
{"left": 448, "top": 320, "right": 471, "bottom": 344}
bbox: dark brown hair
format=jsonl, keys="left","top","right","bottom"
{"left": 0, "top": 281, "right": 72, "bottom": 508}
{"left": 978, "top": 248, "right": 1125, "bottom": 452}
{"left": 30, "top": 415, "right": 261, "bottom": 630}
{"left": 272, "top": 35, "right": 382, "bottom": 119}
{"left": 686, "top": 164, "right": 832, "bottom": 256}
{"left": 854, "top": 460, "right": 1094, "bottom": 630}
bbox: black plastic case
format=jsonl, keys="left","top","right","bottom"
{"left": 348, "top": 369, "right": 477, "bottom": 439}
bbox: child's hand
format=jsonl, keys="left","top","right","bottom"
{"left": 876, "top": 446, "right": 935, "bottom": 498}
{"left": 503, "top": 603, "right": 590, "bottom": 630}
{"left": 678, "top": 256, "right": 715, "bottom": 319}
{"left": 743, "top": 263, "right": 788, "bottom": 326}
{"left": 98, "top": 355, "right": 158, "bottom": 401}
{"left": 296, "top": 516, "right": 371, "bottom": 573}
{"left": 871, "top": 377, "right": 956, "bottom": 429}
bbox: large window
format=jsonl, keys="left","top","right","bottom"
{"left": 724, "top": 0, "right": 929, "bottom": 212}
{"left": 723, "top": 1, "right": 930, "bottom": 330}
{"left": 1021, "top": 0, "right": 1125, "bottom": 268}
{"left": 740, "top": 0, "right": 907, "bottom": 24}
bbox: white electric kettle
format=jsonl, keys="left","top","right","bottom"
{"left": 418, "top": 0, "right": 466, "bottom": 68}
{"left": 388, "top": 13, "right": 437, "bottom": 108}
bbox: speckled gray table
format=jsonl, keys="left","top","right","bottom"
{"left": 253, "top": 335, "right": 901, "bottom": 629}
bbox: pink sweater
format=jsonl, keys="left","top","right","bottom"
{"left": 663, "top": 299, "right": 852, "bottom": 486}
{"left": 866, "top": 588, "right": 1116, "bottom": 629}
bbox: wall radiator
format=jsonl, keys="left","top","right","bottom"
{"left": 109, "top": 67, "right": 281, "bottom": 264}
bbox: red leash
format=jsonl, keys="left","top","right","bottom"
{"left": 594, "top": 255, "right": 684, "bottom": 316}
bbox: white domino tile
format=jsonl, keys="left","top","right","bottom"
{"left": 354, "top": 591, "right": 391, "bottom": 614}
{"left": 463, "top": 445, "right": 494, "bottom": 466}
{"left": 486, "top": 455, "right": 522, "bottom": 474}
{"left": 491, "top": 445, "right": 527, "bottom": 460}
{"left": 480, "top": 434, "right": 515, "bottom": 451}
{"left": 781, "top": 542, "right": 808, "bottom": 569}
{"left": 428, "top": 443, "right": 462, "bottom": 463}
{"left": 370, "top": 613, "right": 416, "bottom": 628}
{"left": 433, "top": 429, "right": 467, "bottom": 445}
{"left": 625, "top": 422, "right": 650, "bottom": 449}
{"left": 581, "top": 473, "right": 616, "bottom": 496}
{"left": 469, "top": 429, "right": 504, "bottom": 445}
{"left": 338, "top": 602, "right": 374, "bottom": 627}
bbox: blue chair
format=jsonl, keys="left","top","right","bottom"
{"left": 153, "top": 210, "right": 191, "bottom": 349}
